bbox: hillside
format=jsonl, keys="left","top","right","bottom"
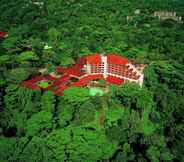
{"left": 0, "top": 0, "right": 184, "bottom": 161}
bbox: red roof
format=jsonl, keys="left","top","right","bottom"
{"left": 78, "top": 56, "right": 87, "bottom": 65}
{"left": 52, "top": 75, "right": 70, "bottom": 86}
{"left": 107, "top": 54, "right": 129, "bottom": 65}
{"left": 105, "top": 76, "right": 124, "bottom": 85}
{"left": 73, "top": 74, "right": 103, "bottom": 86}
{"left": 21, "top": 81, "right": 40, "bottom": 90}
{"left": 45, "top": 75, "right": 57, "bottom": 81}
{"left": 57, "top": 64, "right": 84, "bottom": 77}
{"left": 65, "top": 65, "right": 83, "bottom": 77}
{"left": 53, "top": 85, "right": 68, "bottom": 96}
{"left": 28, "top": 76, "right": 45, "bottom": 82}
{"left": 56, "top": 66, "right": 67, "bottom": 74}
{"left": 85, "top": 54, "right": 101, "bottom": 64}
{"left": 0, "top": 31, "right": 7, "bottom": 38}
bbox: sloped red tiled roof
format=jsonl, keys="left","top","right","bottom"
{"left": 45, "top": 75, "right": 57, "bottom": 81}
{"left": 57, "top": 64, "right": 84, "bottom": 77}
{"left": 21, "top": 81, "right": 40, "bottom": 90}
{"left": 78, "top": 56, "right": 87, "bottom": 65}
{"left": 73, "top": 74, "right": 103, "bottom": 86}
{"left": 52, "top": 75, "right": 70, "bottom": 87}
{"left": 105, "top": 76, "right": 124, "bottom": 85}
{"left": 56, "top": 66, "right": 67, "bottom": 74}
{"left": 107, "top": 54, "right": 129, "bottom": 65}
{"left": 85, "top": 54, "right": 101, "bottom": 64}
{"left": 22, "top": 75, "right": 58, "bottom": 90}
{"left": 65, "top": 66, "right": 83, "bottom": 77}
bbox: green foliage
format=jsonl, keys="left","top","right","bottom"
{"left": 46, "top": 129, "right": 71, "bottom": 161}
{"left": 0, "top": 137, "right": 17, "bottom": 162}
{"left": 0, "top": 55, "right": 10, "bottom": 64}
{"left": 89, "top": 87, "right": 104, "bottom": 96}
{"left": 75, "top": 101, "right": 96, "bottom": 124}
{"left": 63, "top": 87, "right": 90, "bottom": 106}
{"left": 80, "top": 47, "right": 92, "bottom": 56}
{"left": 60, "top": 56, "right": 75, "bottom": 67}
{"left": 0, "top": 0, "right": 184, "bottom": 161}
{"left": 48, "top": 27, "right": 61, "bottom": 42}
{"left": 26, "top": 111, "right": 53, "bottom": 137}
{"left": 57, "top": 99, "right": 75, "bottom": 128}
{"left": 2, "top": 36, "right": 20, "bottom": 51}
{"left": 37, "top": 80, "right": 51, "bottom": 88}
{"left": 18, "top": 137, "right": 48, "bottom": 162}
{"left": 90, "top": 96, "right": 104, "bottom": 111}
{"left": 109, "top": 83, "right": 154, "bottom": 111}
{"left": 106, "top": 107, "right": 124, "bottom": 127}
{"left": 41, "top": 91, "right": 56, "bottom": 113}
{"left": 16, "top": 51, "right": 39, "bottom": 61}
{"left": 114, "top": 143, "right": 135, "bottom": 162}
{"left": 6, "top": 68, "right": 31, "bottom": 83}
{"left": 46, "top": 127, "right": 118, "bottom": 161}
{"left": 146, "top": 146, "right": 173, "bottom": 162}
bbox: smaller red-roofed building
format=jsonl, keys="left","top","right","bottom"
{"left": 0, "top": 31, "right": 8, "bottom": 38}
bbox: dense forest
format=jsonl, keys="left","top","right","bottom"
{"left": 0, "top": 0, "right": 184, "bottom": 161}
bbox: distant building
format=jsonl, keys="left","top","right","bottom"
{"left": 0, "top": 31, "right": 8, "bottom": 38}
{"left": 154, "top": 11, "right": 182, "bottom": 22}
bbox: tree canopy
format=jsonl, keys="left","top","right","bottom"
{"left": 0, "top": 0, "right": 184, "bottom": 161}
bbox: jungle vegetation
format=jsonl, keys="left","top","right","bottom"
{"left": 0, "top": 0, "right": 184, "bottom": 161}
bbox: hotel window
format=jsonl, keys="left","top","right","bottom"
{"left": 96, "top": 63, "right": 100, "bottom": 73}
{"left": 91, "top": 64, "right": 96, "bottom": 73}
{"left": 129, "top": 73, "right": 133, "bottom": 79}
{"left": 93, "top": 64, "right": 97, "bottom": 73}
{"left": 99, "top": 63, "right": 104, "bottom": 73}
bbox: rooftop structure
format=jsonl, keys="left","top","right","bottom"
{"left": 0, "top": 31, "right": 8, "bottom": 38}
{"left": 154, "top": 11, "right": 182, "bottom": 22}
{"left": 22, "top": 54, "right": 145, "bottom": 96}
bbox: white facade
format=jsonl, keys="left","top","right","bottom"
{"left": 101, "top": 55, "right": 108, "bottom": 78}
{"left": 154, "top": 11, "right": 182, "bottom": 22}
{"left": 83, "top": 55, "right": 144, "bottom": 87}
